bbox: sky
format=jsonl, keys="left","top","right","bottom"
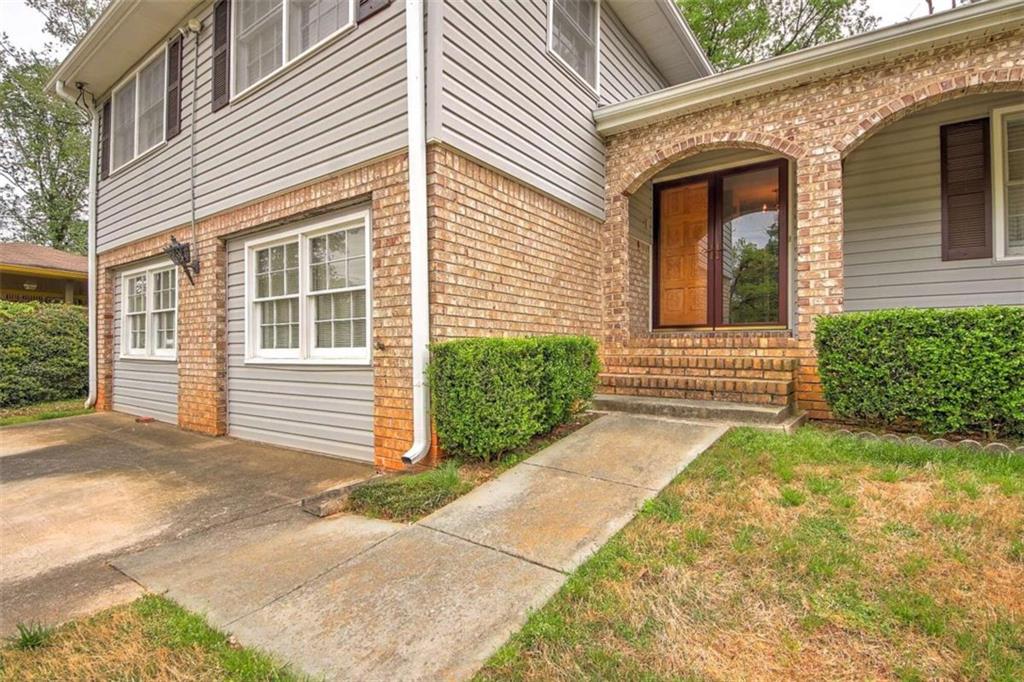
{"left": 1, "top": 0, "right": 934, "bottom": 58}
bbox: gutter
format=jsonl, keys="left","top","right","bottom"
{"left": 54, "top": 80, "right": 98, "bottom": 409}
{"left": 400, "top": 0, "right": 431, "bottom": 466}
{"left": 595, "top": 0, "right": 1024, "bottom": 136}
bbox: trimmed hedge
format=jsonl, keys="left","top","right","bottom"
{"left": 427, "top": 335, "right": 600, "bottom": 460}
{"left": 0, "top": 302, "right": 88, "bottom": 407}
{"left": 815, "top": 306, "right": 1024, "bottom": 438}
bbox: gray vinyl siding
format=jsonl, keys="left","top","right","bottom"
{"left": 225, "top": 230, "right": 374, "bottom": 463}
{"left": 112, "top": 273, "right": 178, "bottom": 424}
{"left": 96, "top": 1, "right": 407, "bottom": 253}
{"left": 843, "top": 93, "right": 1024, "bottom": 311}
{"left": 599, "top": 3, "right": 667, "bottom": 105}
{"left": 437, "top": 0, "right": 665, "bottom": 220}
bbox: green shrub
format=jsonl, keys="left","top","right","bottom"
{"left": 427, "top": 335, "right": 600, "bottom": 460}
{"left": 0, "top": 302, "right": 88, "bottom": 408}
{"left": 814, "top": 307, "right": 1024, "bottom": 438}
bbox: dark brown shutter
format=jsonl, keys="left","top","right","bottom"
{"left": 100, "top": 100, "right": 111, "bottom": 180}
{"left": 357, "top": 0, "right": 392, "bottom": 21}
{"left": 211, "top": 0, "right": 231, "bottom": 112}
{"left": 940, "top": 118, "right": 991, "bottom": 261}
{"left": 166, "top": 35, "right": 183, "bottom": 139}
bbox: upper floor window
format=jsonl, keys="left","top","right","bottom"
{"left": 547, "top": 0, "right": 599, "bottom": 92}
{"left": 111, "top": 49, "right": 167, "bottom": 171}
{"left": 233, "top": 0, "right": 355, "bottom": 95}
{"left": 993, "top": 104, "right": 1024, "bottom": 260}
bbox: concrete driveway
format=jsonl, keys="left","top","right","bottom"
{"left": 0, "top": 412, "right": 372, "bottom": 635}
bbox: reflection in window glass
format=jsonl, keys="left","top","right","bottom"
{"left": 112, "top": 80, "right": 136, "bottom": 170}
{"left": 137, "top": 57, "right": 165, "bottom": 153}
{"left": 289, "top": 0, "right": 349, "bottom": 58}
{"left": 720, "top": 167, "right": 781, "bottom": 325}
{"left": 550, "top": 0, "right": 597, "bottom": 88}
{"left": 235, "top": 0, "right": 284, "bottom": 92}
{"left": 1005, "top": 115, "right": 1024, "bottom": 257}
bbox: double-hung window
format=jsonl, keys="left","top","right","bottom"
{"left": 245, "top": 209, "right": 371, "bottom": 364}
{"left": 547, "top": 0, "right": 599, "bottom": 92}
{"left": 111, "top": 48, "right": 167, "bottom": 172}
{"left": 233, "top": 0, "right": 356, "bottom": 95}
{"left": 122, "top": 264, "right": 177, "bottom": 359}
{"left": 993, "top": 104, "right": 1024, "bottom": 260}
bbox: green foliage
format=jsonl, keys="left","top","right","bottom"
{"left": 427, "top": 336, "right": 599, "bottom": 460}
{"left": 677, "top": 0, "right": 878, "bottom": 70}
{"left": 345, "top": 462, "right": 473, "bottom": 523}
{"left": 1, "top": 38, "right": 89, "bottom": 253}
{"left": 815, "top": 307, "right": 1024, "bottom": 438}
{"left": 0, "top": 301, "right": 87, "bottom": 407}
{"left": 10, "top": 623, "right": 52, "bottom": 650}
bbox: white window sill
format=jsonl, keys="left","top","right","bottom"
{"left": 545, "top": 49, "right": 600, "bottom": 99}
{"left": 230, "top": 22, "right": 357, "bottom": 105}
{"left": 244, "top": 355, "right": 370, "bottom": 367}
{"left": 119, "top": 353, "right": 177, "bottom": 362}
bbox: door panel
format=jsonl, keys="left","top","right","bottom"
{"left": 658, "top": 181, "right": 709, "bottom": 326}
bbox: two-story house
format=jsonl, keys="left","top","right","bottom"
{"left": 50, "top": 0, "right": 1023, "bottom": 471}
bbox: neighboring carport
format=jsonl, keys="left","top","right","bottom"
{"left": 0, "top": 412, "right": 372, "bottom": 635}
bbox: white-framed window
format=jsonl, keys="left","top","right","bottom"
{"left": 110, "top": 47, "right": 167, "bottom": 172}
{"left": 121, "top": 263, "right": 178, "bottom": 360}
{"left": 244, "top": 208, "right": 371, "bottom": 364}
{"left": 547, "top": 0, "right": 600, "bottom": 93}
{"left": 993, "top": 104, "right": 1024, "bottom": 261}
{"left": 232, "top": 0, "right": 356, "bottom": 96}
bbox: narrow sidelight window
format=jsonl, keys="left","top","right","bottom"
{"left": 993, "top": 105, "right": 1024, "bottom": 260}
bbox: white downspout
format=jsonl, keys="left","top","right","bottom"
{"left": 401, "top": 0, "right": 431, "bottom": 466}
{"left": 56, "top": 80, "right": 98, "bottom": 409}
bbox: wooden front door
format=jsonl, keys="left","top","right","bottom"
{"left": 656, "top": 180, "right": 710, "bottom": 327}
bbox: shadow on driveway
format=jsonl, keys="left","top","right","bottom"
{"left": 0, "top": 412, "right": 373, "bottom": 635}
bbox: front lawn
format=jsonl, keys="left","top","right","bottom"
{"left": 481, "top": 427, "right": 1024, "bottom": 681}
{"left": 0, "top": 398, "right": 91, "bottom": 427}
{"left": 0, "top": 596, "right": 298, "bottom": 681}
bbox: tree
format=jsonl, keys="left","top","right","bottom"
{"left": 25, "top": 0, "right": 107, "bottom": 48}
{"left": 678, "top": 0, "right": 879, "bottom": 70}
{"left": 0, "top": 39, "right": 89, "bottom": 253}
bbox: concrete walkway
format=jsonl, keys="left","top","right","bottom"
{"left": 114, "top": 413, "right": 726, "bottom": 681}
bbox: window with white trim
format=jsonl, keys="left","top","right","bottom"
{"left": 233, "top": 0, "right": 355, "bottom": 95}
{"left": 122, "top": 265, "right": 177, "bottom": 359}
{"left": 993, "top": 105, "right": 1024, "bottom": 260}
{"left": 548, "top": 0, "right": 599, "bottom": 91}
{"left": 111, "top": 49, "right": 167, "bottom": 171}
{"left": 245, "top": 210, "right": 371, "bottom": 364}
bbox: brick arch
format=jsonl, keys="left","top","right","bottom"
{"left": 619, "top": 132, "right": 806, "bottom": 197}
{"left": 837, "top": 71, "right": 1024, "bottom": 157}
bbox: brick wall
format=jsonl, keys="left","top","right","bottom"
{"left": 428, "top": 145, "right": 603, "bottom": 341}
{"left": 602, "top": 27, "right": 1024, "bottom": 419}
{"left": 95, "top": 152, "right": 413, "bottom": 470}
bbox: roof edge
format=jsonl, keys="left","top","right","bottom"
{"left": 595, "top": 0, "right": 1024, "bottom": 136}
{"left": 657, "top": 0, "right": 715, "bottom": 78}
{"left": 46, "top": 0, "right": 143, "bottom": 94}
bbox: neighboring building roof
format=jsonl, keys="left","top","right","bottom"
{"left": 595, "top": 0, "right": 1024, "bottom": 135}
{"left": 48, "top": 0, "right": 711, "bottom": 99}
{"left": 0, "top": 242, "right": 88, "bottom": 276}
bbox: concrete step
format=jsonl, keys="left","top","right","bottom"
{"left": 593, "top": 393, "right": 794, "bottom": 424}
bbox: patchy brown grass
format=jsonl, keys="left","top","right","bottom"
{"left": 481, "top": 427, "right": 1024, "bottom": 681}
{"left": 0, "top": 596, "right": 298, "bottom": 681}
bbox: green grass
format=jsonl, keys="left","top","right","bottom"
{"left": 346, "top": 413, "right": 600, "bottom": 523}
{"left": 478, "top": 426, "right": 1024, "bottom": 681}
{"left": 9, "top": 624, "right": 52, "bottom": 651}
{"left": 345, "top": 461, "right": 474, "bottom": 522}
{"left": 0, "top": 399, "right": 91, "bottom": 427}
{"left": 0, "top": 596, "right": 298, "bottom": 680}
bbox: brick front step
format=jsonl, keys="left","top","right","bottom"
{"left": 593, "top": 394, "right": 793, "bottom": 424}
{"left": 602, "top": 355, "right": 798, "bottom": 372}
{"left": 598, "top": 373, "right": 793, "bottom": 407}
